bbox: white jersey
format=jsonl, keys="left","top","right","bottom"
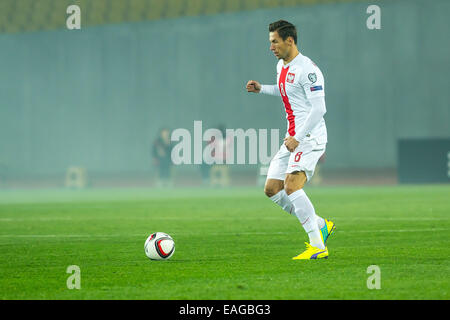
{"left": 260, "top": 52, "right": 327, "bottom": 145}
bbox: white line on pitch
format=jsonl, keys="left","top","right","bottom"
{"left": 0, "top": 228, "right": 449, "bottom": 239}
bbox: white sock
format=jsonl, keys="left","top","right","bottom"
{"left": 269, "top": 190, "right": 325, "bottom": 229}
{"left": 288, "top": 189, "right": 325, "bottom": 250}
{"left": 269, "top": 190, "right": 295, "bottom": 215}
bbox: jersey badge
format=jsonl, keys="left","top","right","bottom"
{"left": 308, "top": 73, "right": 317, "bottom": 83}
{"left": 287, "top": 73, "right": 295, "bottom": 83}
{"left": 310, "top": 85, "right": 323, "bottom": 92}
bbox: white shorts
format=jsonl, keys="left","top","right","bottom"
{"left": 266, "top": 140, "right": 326, "bottom": 182}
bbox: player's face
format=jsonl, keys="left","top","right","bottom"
{"left": 269, "top": 31, "right": 290, "bottom": 60}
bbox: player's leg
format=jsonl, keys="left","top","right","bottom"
{"left": 264, "top": 145, "right": 326, "bottom": 230}
{"left": 285, "top": 171, "right": 325, "bottom": 250}
{"left": 265, "top": 178, "right": 327, "bottom": 230}
{"left": 264, "top": 145, "right": 295, "bottom": 214}
{"left": 285, "top": 146, "right": 335, "bottom": 259}
{"left": 264, "top": 178, "right": 295, "bottom": 214}
{"left": 289, "top": 148, "right": 335, "bottom": 245}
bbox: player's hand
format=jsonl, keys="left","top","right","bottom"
{"left": 284, "top": 136, "right": 299, "bottom": 152}
{"left": 246, "top": 80, "right": 261, "bottom": 93}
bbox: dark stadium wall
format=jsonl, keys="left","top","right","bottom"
{"left": 0, "top": 0, "right": 448, "bottom": 177}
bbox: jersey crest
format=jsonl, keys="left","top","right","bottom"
{"left": 308, "top": 73, "right": 317, "bottom": 83}
{"left": 286, "top": 72, "right": 295, "bottom": 83}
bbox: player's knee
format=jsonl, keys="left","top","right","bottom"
{"left": 264, "top": 183, "right": 283, "bottom": 198}
{"left": 284, "top": 172, "right": 305, "bottom": 195}
{"left": 264, "top": 186, "right": 277, "bottom": 198}
{"left": 284, "top": 184, "right": 301, "bottom": 196}
{"left": 264, "top": 179, "right": 284, "bottom": 198}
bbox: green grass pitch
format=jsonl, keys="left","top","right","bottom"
{"left": 0, "top": 185, "right": 449, "bottom": 299}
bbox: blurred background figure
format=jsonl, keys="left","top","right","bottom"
{"left": 152, "top": 128, "right": 173, "bottom": 188}
{"left": 200, "top": 141, "right": 212, "bottom": 187}
{"left": 209, "top": 125, "right": 231, "bottom": 188}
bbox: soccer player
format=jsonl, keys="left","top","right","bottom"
{"left": 246, "top": 20, "right": 335, "bottom": 260}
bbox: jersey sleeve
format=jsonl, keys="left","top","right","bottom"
{"left": 293, "top": 96, "right": 327, "bottom": 142}
{"left": 299, "top": 60, "right": 325, "bottom": 100}
{"left": 260, "top": 84, "right": 280, "bottom": 96}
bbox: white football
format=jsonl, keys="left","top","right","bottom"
{"left": 144, "top": 232, "right": 175, "bottom": 260}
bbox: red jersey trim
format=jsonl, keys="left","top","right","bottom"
{"left": 279, "top": 66, "right": 296, "bottom": 136}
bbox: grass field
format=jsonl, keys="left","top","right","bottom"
{"left": 0, "top": 185, "right": 449, "bottom": 300}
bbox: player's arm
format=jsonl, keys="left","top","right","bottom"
{"left": 285, "top": 95, "right": 326, "bottom": 152}
{"left": 293, "top": 65, "right": 326, "bottom": 142}
{"left": 293, "top": 96, "right": 326, "bottom": 143}
{"left": 260, "top": 84, "right": 280, "bottom": 96}
{"left": 246, "top": 80, "right": 280, "bottom": 96}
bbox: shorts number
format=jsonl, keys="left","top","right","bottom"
{"left": 294, "top": 152, "right": 303, "bottom": 162}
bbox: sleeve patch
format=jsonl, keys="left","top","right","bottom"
{"left": 310, "top": 85, "right": 323, "bottom": 92}
{"left": 308, "top": 73, "right": 317, "bottom": 83}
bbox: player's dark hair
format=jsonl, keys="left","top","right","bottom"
{"left": 269, "top": 20, "right": 297, "bottom": 44}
